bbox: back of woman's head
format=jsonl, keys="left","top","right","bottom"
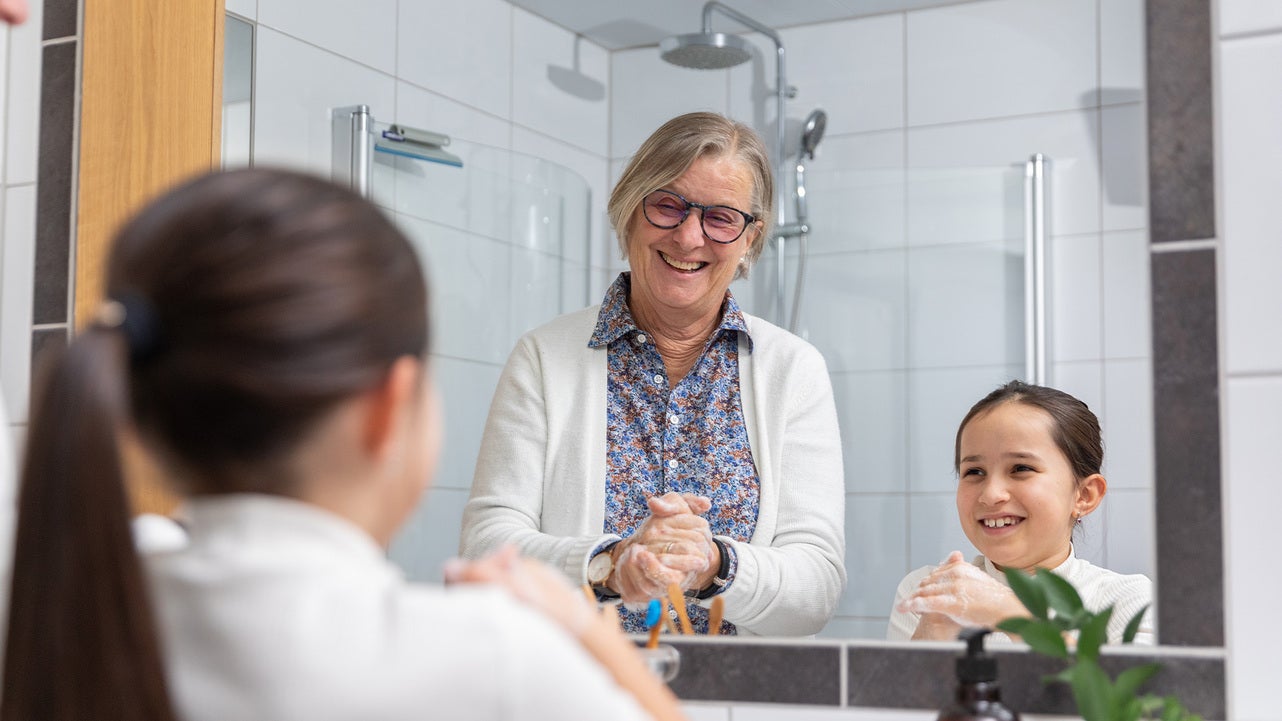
{"left": 607, "top": 111, "right": 774, "bottom": 277}
{"left": 953, "top": 380, "right": 1104, "bottom": 482}
{"left": 2, "top": 167, "right": 428, "bottom": 721}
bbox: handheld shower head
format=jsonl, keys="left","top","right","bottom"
{"left": 799, "top": 109, "right": 827, "bottom": 160}
{"left": 659, "top": 32, "right": 752, "bottom": 69}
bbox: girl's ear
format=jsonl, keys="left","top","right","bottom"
{"left": 361, "top": 356, "right": 421, "bottom": 459}
{"left": 1074, "top": 473, "right": 1107, "bottom": 518}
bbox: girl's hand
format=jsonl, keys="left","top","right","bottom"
{"left": 897, "top": 551, "right": 1029, "bottom": 630}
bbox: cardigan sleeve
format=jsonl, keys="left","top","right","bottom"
{"left": 458, "top": 333, "right": 618, "bottom": 584}
{"left": 707, "top": 343, "right": 847, "bottom": 635}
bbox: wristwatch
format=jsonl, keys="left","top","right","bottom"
{"left": 587, "top": 541, "right": 621, "bottom": 598}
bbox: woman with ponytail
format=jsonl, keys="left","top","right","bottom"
{"left": 1, "top": 168, "right": 686, "bottom": 721}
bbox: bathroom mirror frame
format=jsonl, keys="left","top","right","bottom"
{"left": 657, "top": 0, "right": 1226, "bottom": 715}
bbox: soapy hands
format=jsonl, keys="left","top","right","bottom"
{"left": 897, "top": 551, "right": 1029, "bottom": 640}
{"left": 444, "top": 545, "right": 598, "bottom": 639}
{"left": 610, "top": 492, "right": 717, "bottom": 604}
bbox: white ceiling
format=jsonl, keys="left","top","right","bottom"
{"left": 505, "top": 0, "right": 979, "bottom": 50}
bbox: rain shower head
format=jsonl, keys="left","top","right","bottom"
{"left": 799, "top": 109, "right": 827, "bottom": 160}
{"left": 659, "top": 32, "right": 752, "bottom": 69}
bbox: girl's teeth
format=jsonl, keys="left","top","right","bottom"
{"left": 983, "top": 517, "right": 1021, "bottom": 528}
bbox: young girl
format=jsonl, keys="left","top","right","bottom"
{"left": 1, "top": 168, "right": 686, "bottom": 721}
{"left": 887, "top": 381, "right": 1154, "bottom": 645}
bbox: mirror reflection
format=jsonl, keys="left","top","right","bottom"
{"left": 227, "top": 0, "right": 1154, "bottom": 642}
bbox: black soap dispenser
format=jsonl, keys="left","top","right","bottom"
{"left": 938, "top": 627, "right": 1020, "bottom": 721}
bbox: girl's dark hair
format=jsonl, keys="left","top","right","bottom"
{"left": 1, "top": 168, "right": 429, "bottom": 721}
{"left": 954, "top": 380, "right": 1104, "bottom": 484}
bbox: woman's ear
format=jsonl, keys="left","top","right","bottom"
{"left": 361, "top": 356, "right": 421, "bottom": 459}
{"left": 1074, "top": 473, "right": 1107, "bottom": 518}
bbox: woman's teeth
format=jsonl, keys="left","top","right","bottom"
{"left": 660, "top": 251, "right": 705, "bottom": 272}
{"left": 983, "top": 517, "right": 1022, "bottom": 528}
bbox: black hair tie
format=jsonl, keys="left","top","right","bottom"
{"left": 95, "top": 292, "right": 164, "bottom": 365}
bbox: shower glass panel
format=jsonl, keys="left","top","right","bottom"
{"left": 373, "top": 137, "right": 591, "bottom": 583}
{"left": 768, "top": 160, "right": 1034, "bottom": 640}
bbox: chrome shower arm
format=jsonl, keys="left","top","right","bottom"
{"left": 701, "top": 1, "right": 782, "bottom": 44}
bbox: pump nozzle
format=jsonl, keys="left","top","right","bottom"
{"left": 956, "top": 627, "right": 998, "bottom": 683}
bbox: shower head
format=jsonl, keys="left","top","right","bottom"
{"left": 659, "top": 32, "right": 752, "bottom": 69}
{"left": 799, "top": 109, "right": 827, "bottom": 160}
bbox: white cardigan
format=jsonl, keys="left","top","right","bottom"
{"left": 460, "top": 305, "right": 846, "bottom": 636}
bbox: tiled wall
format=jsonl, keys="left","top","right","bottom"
{"left": 1216, "top": 0, "right": 1282, "bottom": 717}
{"left": 611, "top": 0, "right": 1153, "bottom": 639}
{"left": 1, "top": 0, "right": 73, "bottom": 454}
{"left": 224, "top": 0, "right": 613, "bottom": 582}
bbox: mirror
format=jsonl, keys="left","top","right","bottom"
{"left": 229, "top": 0, "right": 1221, "bottom": 693}
{"left": 221, "top": 14, "right": 253, "bottom": 168}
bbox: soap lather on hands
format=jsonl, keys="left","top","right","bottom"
{"left": 607, "top": 492, "right": 718, "bottom": 605}
{"left": 897, "top": 550, "right": 1029, "bottom": 639}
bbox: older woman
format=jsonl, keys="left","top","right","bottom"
{"left": 461, "top": 112, "right": 844, "bottom": 636}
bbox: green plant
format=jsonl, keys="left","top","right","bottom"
{"left": 995, "top": 567, "right": 1200, "bottom": 721}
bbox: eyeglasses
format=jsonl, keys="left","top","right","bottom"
{"left": 641, "top": 189, "right": 757, "bottom": 244}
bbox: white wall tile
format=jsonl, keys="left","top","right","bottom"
{"left": 907, "top": 110, "right": 1103, "bottom": 244}
{"left": 1102, "top": 358, "right": 1153, "bottom": 490}
{"left": 1102, "top": 488, "right": 1154, "bottom": 578}
{"left": 430, "top": 357, "right": 500, "bottom": 491}
{"left": 831, "top": 371, "right": 907, "bottom": 494}
{"left": 723, "top": 32, "right": 782, "bottom": 157}
{"left": 681, "top": 704, "right": 730, "bottom": 721}
{"left": 1224, "top": 375, "right": 1282, "bottom": 720}
{"left": 0, "top": 29, "right": 7, "bottom": 175}
{"left": 388, "top": 486, "right": 469, "bottom": 582}
{"left": 258, "top": 0, "right": 396, "bottom": 73}
{"left": 1100, "top": 103, "right": 1148, "bottom": 231}
{"left": 1049, "top": 359, "right": 1103, "bottom": 418}
{"left": 773, "top": 14, "right": 905, "bottom": 136}
{"left": 1220, "top": 0, "right": 1282, "bottom": 36}
{"left": 509, "top": 246, "right": 575, "bottom": 343}
{"left": 907, "top": 240, "right": 1023, "bottom": 370}
{"left": 733, "top": 705, "right": 914, "bottom": 721}
{"left": 395, "top": 80, "right": 511, "bottom": 149}
{"left": 907, "top": 493, "right": 975, "bottom": 570}
{"left": 511, "top": 125, "right": 609, "bottom": 265}
{"left": 1101, "top": 230, "right": 1150, "bottom": 360}
{"left": 4, "top": 8, "right": 43, "bottom": 185}
{"left": 906, "top": 0, "right": 1097, "bottom": 126}
{"left": 397, "top": 214, "right": 512, "bottom": 365}
{"left": 907, "top": 364, "right": 1020, "bottom": 494}
{"left": 397, "top": 0, "right": 512, "bottom": 118}
{"left": 1, "top": 186, "right": 35, "bottom": 423}
{"left": 253, "top": 27, "right": 396, "bottom": 176}
{"left": 1221, "top": 34, "right": 1282, "bottom": 375}
{"left": 1048, "top": 233, "right": 1102, "bottom": 363}
{"left": 610, "top": 46, "right": 729, "bottom": 158}
{"left": 225, "top": 0, "right": 256, "bottom": 20}
{"left": 840, "top": 494, "right": 908, "bottom": 618}
{"left": 390, "top": 138, "right": 510, "bottom": 242}
{"left": 804, "top": 130, "right": 905, "bottom": 254}
{"left": 799, "top": 248, "right": 906, "bottom": 373}
{"left": 512, "top": 8, "right": 609, "bottom": 157}
{"left": 1100, "top": 0, "right": 1146, "bottom": 101}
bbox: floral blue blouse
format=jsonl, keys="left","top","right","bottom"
{"left": 588, "top": 272, "right": 760, "bottom": 634}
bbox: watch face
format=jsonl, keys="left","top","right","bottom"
{"left": 587, "top": 551, "right": 612, "bottom": 583}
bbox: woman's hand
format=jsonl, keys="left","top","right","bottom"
{"left": 896, "top": 551, "right": 1029, "bottom": 631}
{"left": 609, "top": 492, "right": 716, "bottom": 602}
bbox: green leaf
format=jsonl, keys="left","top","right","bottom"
{"left": 1077, "top": 606, "right": 1113, "bottom": 662}
{"left": 1003, "top": 566, "right": 1049, "bottom": 619}
{"left": 1067, "top": 659, "right": 1114, "bottom": 721}
{"left": 1017, "top": 620, "right": 1069, "bottom": 659}
{"left": 1123, "top": 604, "right": 1151, "bottom": 644}
{"left": 996, "top": 616, "right": 1039, "bottom": 636}
{"left": 1036, "top": 567, "right": 1087, "bottom": 618}
{"left": 1118, "top": 696, "right": 1143, "bottom": 721}
{"left": 1043, "top": 667, "right": 1075, "bottom": 685}
{"left": 1114, "top": 662, "right": 1161, "bottom": 701}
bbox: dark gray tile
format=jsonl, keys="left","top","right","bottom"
{"left": 663, "top": 640, "right": 840, "bottom": 705}
{"left": 41, "top": 0, "right": 78, "bottom": 40}
{"left": 848, "top": 645, "right": 1224, "bottom": 719}
{"left": 1151, "top": 249, "right": 1223, "bottom": 647}
{"left": 35, "top": 42, "right": 76, "bottom": 326}
{"left": 1146, "top": 0, "right": 1215, "bottom": 243}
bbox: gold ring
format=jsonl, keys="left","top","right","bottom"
{"left": 663, "top": 542, "right": 675, "bottom": 555}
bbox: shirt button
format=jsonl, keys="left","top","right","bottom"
{"left": 653, "top": 374, "right": 664, "bottom": 384}
{"left": 667, "top": 459, "right": 678, "bottom": 469}
{"left": 635, "top": 333, "right": 647, "bottom": 344}
{"left": 668, "top": 414, "right": 680, "bottom": 425}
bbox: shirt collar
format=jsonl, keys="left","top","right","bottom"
{"left": 588, "top": 272, "right": 751, "bottom": 349}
